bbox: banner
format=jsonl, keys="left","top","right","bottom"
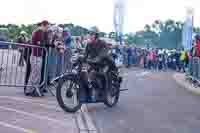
{"left": 182, "top": 8, "right": 194, "bottom": 51}
{"left": 113, "top": 0, "right": 126, "bottom": 44}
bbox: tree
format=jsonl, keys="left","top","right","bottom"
{"left": 108, "top": 32, "right": 116, "bottom": 39}
{"left": 144, "top": 24, "right": 151, "bottom": 32}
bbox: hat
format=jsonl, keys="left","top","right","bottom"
{"left": 89, "top": 26, "right": 100, "bottom": 34}
{"left": 37, "top": 20, "right": 49, "bottom": 26}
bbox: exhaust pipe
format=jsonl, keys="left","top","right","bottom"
{"left": 120, "top": 89, "right": 128, "bottom": 92}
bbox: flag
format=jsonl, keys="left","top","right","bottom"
{"left": 182, "top": 8, "right": 193, "bottom": 51}
{"left": 182, "top": 18, "right": 193, "bottom": 50}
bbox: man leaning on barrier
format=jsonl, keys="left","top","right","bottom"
{"left": 25, "top": 20, "right": 50, "bottom": 97}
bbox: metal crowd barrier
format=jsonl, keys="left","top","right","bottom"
{"left": 0, "top": 41, "right": 48, "bottom": 96}
{"left": 47, "top": 48, "right": 85, "bottom": 80}
{"left": 187, "top": 57, "right": 200, "bottom": 84}
{"left": 0, "top": 41, "right": 132, "bottom": 96}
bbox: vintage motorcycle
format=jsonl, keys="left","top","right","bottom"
{"left": 56, "top": 54, "right": 124, "bottom": 113}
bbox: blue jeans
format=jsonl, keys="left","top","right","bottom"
{"left": 127, "top": 55, "right": 133, "bottom": 66}
{"left": 56, "top": 54, "right": 64, "bottom": 77}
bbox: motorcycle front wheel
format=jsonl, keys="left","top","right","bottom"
{"left": 56, "top": 75, "right": 82, "bottom": 113}
{"left": 104, "top": 72, "right": 120, "bottom": 107}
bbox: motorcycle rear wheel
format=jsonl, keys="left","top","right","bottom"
{"left": 56, "top": 75, "right": 82, "bottom": 113}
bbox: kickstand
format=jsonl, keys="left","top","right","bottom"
{"left": 46, "top": 85, "right": 55, "bottom": 96}
{"left": 35, "top": 87, "right": 42, "bottom": 97}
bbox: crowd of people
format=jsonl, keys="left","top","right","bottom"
{"left": 112, "top": 34, "right": 200, "bottom": 76}
{"left": 15, "top": 20, "right": 118, "bottom": 97}
{"left": 16, "top": 20, "right": 88, "bottom": 97}
{"left": 11, "top": 20, "right": 200, "bottom": 97}
{"left": 112, "top": 45, "right": 189, "bottom": 72}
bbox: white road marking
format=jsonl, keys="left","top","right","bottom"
{"left": 0, "top": 96, "right": 58, "bottom": 104}
{"left": 76, "top": 112, "right": 87, "bottom": 131}
{"left": 122, "top": 73, "right": 129, "bottom": 77}
{"left": 0, "top": 96, "right": 87, "bottom": 133}
{"left": 0, "top": 106, "right": 67, "bottom": 126}
{"left": 0, "top": 121, "right": 36, "bottom": 133}
{"left": 81, "top": 105, "right": 97, "bottom": 133}
{"left": 0, "top": 96, "right": 61, "bottom": 111}
{"left": 136, "top": 71, "right": 150, "bottom": 77}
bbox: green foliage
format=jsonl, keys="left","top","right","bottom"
{"left": 125, "top": 19, "right": 189, "bottom": 49}
{"left": 0, "top": 23, "right": 105, "bottom": 41}
{"left": 1, "top": 19, "right": 200, "bottom": 49}
{"left": 108, "top": 32, "right": 116, "bottom": 39}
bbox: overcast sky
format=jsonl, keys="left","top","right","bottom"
{"left": 0, "top": 0, "right": 199, "bottom": 33}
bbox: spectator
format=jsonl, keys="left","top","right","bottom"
{"left": 122, "top": 45, "right": 128, "bottom": 66}
{"left": 63, "top": 27, "right": 72, "bottom": 48}
{"left": 26, "top": 20, "right": 50, "bottom": 96}
{"left": 163, "top": 50, "right": 168, "bottom": 71}
{"left": 63, "top": 27, "right": 72, "bottom": 72}
{"left": 152, "top": 50, "right": 157, "bottom": 70}
{"left": 147, "top": 50, "right": 154, "bottom": 69}
{"left": 48, "top": 25, "right": 65, "bottom": 79}
{"left": 74, "top": 37, "right": 82, "bottom": 49}
{"left": 179, "top": 48, "right": 186, "bottom": 72}
{"left": 188, "top": 41, "right": 196, "bottom": 75}
{"left": 158, "top": 53, "right": 163, "bottom": 70}
{"left": 82, "top": 37, "right": 88, "bottom": 48}
{"left": 17, "top": 31, "right": 28, "bottom": 66}
{"left": 174, "top": 51, "right": 180, "bottom": 71}
{"left": 127, "top": 46, "right": 133, "bottom": 67}
{"left": 17, "top": 31, "right": 32, "bottom": 95}
{"left": 195, "top": 35, "right": 200, "bottom": 57}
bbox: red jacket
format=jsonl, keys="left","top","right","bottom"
{"left": 31, "top": 29, "right": 48, "bottom": 57}
{"left": 195, "top": 40, "right": 200, "bottom": 57}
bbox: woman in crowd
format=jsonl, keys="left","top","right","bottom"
{"left": 48, "top": 25, "right": 65, "bottom": 81}
{"left": 74, "top": 37, "right": 82, "bottom": 49}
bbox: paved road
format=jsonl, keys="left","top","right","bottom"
{"left": 87, "top": 68, "right": 200, "bottom": 133}
{"left": 0, "top": 87, "right": 79, "bottom": 133}
{"left": 0, "top": 67, "right": 200, "bottom": 133}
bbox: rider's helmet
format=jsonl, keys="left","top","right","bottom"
{"left": 20, "top": 31, "right": 27, "bottom": 36}
{"left": 63, "top": 27, "right": 70, "bottom": 32}
{"left": 88, "top": 26, "right": 100, "bottom": 39}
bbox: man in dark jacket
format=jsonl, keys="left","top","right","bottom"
{"left": 85, "top": 27, "right": 116, "bottom": 70}
{"left": 17, "top": 31, "right": 28, "bottom": 66}
{"left": 17, "top": 31, "right": 32, "bottom": 95}
{"left": 83, "top": 27, "right": 117, "bottom": 101}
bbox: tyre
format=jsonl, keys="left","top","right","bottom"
{"left": 56, "top": 75, "right": 82, "bottom": 113}
{"left": 104, "top": 72, "right": 120, "bottom": 107}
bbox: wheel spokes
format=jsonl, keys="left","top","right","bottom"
{"left": 61, "top": 80, "right": 79, "bottom": 108}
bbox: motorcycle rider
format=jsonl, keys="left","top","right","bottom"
{"left": 84, "top": 27, "right": 117, "bottom": 71}
{"left": 83, "top": 27, "right": 118, "bottom": 101}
